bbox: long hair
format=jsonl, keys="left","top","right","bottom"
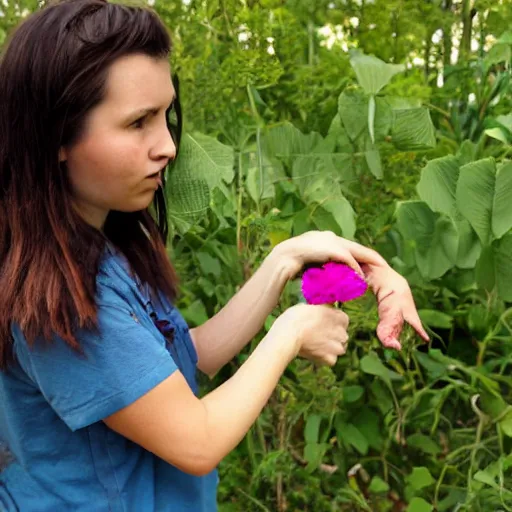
{"left": 0, "top": 0, "right": 181, "bottom": 369}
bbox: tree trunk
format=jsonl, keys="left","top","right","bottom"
{"left": 442, "top": 0, "right": 453, "bottom": 69}
{"left": 459, "top": 0, "right": 473, "bottom": 63}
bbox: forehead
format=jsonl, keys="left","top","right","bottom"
{"left": 103, "top": 53, "right": 175, "bottom": 108}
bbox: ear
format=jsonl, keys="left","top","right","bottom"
{"left": 59, "top": 147, "right": 67, "bottom": 163}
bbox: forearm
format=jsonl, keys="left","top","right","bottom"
{"left": 200, "top": 325, "right": 296, "bottom": 469}
{"left": 192, "top": 246, "right": 295, "bottom": 377}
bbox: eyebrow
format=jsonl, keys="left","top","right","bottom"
{"left": 125, "top": 95, "right": 176, "bottom": 123}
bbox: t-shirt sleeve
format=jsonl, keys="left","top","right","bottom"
{"left": 13, "top": 291, "right": 178, "bottom": 432}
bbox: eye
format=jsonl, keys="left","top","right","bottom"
{"left": 167, "top": 99, "right": 182, "bottom": 148}
{"left": 132, "top": 116, "right": 147, "bottom": 129}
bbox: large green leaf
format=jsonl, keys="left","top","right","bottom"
{"left": 184, "top": 133, "right": 234, "bottom": 188}
{"left": 391, "top": 108, "right": 436, "bottom": 151}
{"left": 166, "top": 164, "right": 211, "bottom": 232}
{"left": 485, "top": 127, "right": 510, "bottom": 143}
{"left": 306, "top": 180, "right": 356, "bottom": 239}
{"left": 492, "top": 161, "right": 512, "bottom": 239}
{"left": 245, "top": 151, "right": 281, "bottom": 204}
{"left": 476, "top": 234, "right": 512, "bottom": 301}
{"left": 349, "top": 51, "right": 405, "bottom": 95}
{"left": 166, "top": 133, "right": 234, "bottom": 231}
{"left": 456, "top": 158, "right": 512, "bottom": 245}
{"left": 495, "top": 234, "right": 512, "bottom": 301}
{"left": 496, "top": 114, "right": 512, "bottom": 132}
{"left": 374, "top": 97, "right": 393, "bottom": 140}
{"left": 262, "top": 122, "right": 321, "bottom": 164}
{"left": 360, "top": 352, "right": 403, "bottom": 387}
{"left": 338, "top": 88, "right": 368, "bottom": 142}
{"left": 327, "top": 115, "right": 353, "bottom": 153}
{"left": 364, "top": 149, "right": 383, "bottom": 179}
{"left": 417, "top": 156, "right": 460, "bottom": 217}
{"left": 456, "top": 219, "right": 481, "bottom": 269}
{"left": 396, "top": 201, "right": 459, "bottom": 279}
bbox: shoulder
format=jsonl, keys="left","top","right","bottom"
{"left": 94, "top": 244, "right": 143, "bottom": 310}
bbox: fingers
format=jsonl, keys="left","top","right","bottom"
{"left": 323, "top": 338, "right": 348, "bottom": 366}
{"left": 322, "top": 306, "right": 349, "bottom": 329}
{"left": 340, "top": 238, "right": 387, "bottom": 268}
{"left": 323, "top": 354, "right": 338, "bottom": 367}
{"left": 403, "top": 304, "right": 430, "bottom": 342}
{"left": 321, "top": 232, "right": 364, "bottom": 276}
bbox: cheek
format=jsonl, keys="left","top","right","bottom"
{"left": 68, "top": 138, "right": 137, "bottom": 188}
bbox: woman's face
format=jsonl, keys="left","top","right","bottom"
{"left": 61, "top": 54, "right": 176, "bottom": 229}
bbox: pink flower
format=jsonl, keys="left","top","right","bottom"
{"left": 301, "top": 262, "right": 368, "bottom": 305}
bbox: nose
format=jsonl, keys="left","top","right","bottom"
{"left": 150, "top": 120, "right": 177, "bottom": 163}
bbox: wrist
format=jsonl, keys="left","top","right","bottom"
{"left": 266, "top": 312, "right": 301, "bottom": 361}
{"left": 270, "top": 241, "right": 302, "bottom": 281}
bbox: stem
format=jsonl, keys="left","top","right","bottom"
{"left": 307, "top": 20, "right": 315, "bottom": 66}
{"left": 236, "top": 150, "right": 244, "bottom": 254}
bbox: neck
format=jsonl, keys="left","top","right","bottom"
{"left": 73, "top": 200, "right": 109, "bottom": 231}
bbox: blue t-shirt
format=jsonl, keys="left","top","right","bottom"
{"left": 0, "top": 245, "right": 218, "bottom": 511}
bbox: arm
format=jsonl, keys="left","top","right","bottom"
{"left": 190, "top": 247, "right": 295, "bottom": 378}
{"left": 105, "top": 326, "right": 296, "bottom": 476}
{"left": 104, "top": 304, "right": 348, "bottom": 476}
{"left": 191, "top": 230, "right": 393, "bottom": 377}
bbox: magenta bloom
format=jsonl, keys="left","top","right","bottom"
{"left": 301, "top": 262, "right": 368, "bottom": 305}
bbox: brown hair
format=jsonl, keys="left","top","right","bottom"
{"left": 0, "top": 0, "right": 180, "bottom": 368}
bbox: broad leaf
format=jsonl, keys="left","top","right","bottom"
{"left": 304, "top": 414, "right": 322, "bottom": 444}
{"left": 391, "top": 108, "right": 436, "bottom": 151}
{"left": 350, "top": 51, "right": 405, "bottom": 95}
{"left": 492, "top": 161, "right": 512, "bottom": 239}
{"left": 407, "top": 497, "right": 434, "bottom": 512}
{"left": 185, "top": 132, "right": 234, "bottom": 188}
{"left": 166, "top": 133, "right": 234, "bottom": 231}
{"left": 342, "top": 386, "right": 365, "bottom": 403}
{"left": 167, "top": 165, "right": 211, "bottom": 232}
{"left": 335, "top": 416, "right": 369, "bottom": 455}
{"left": 495, "top": 234, "right": 512, "bottom": 301}
{"left": 245, "top": 153, "right": 277, "bottom": 204}
{"left": 476, "top": 234, "right": 512, "bottom": 301}
{"left": 456, "top": 158, "right": 512, "bottom": 245}
{"left": 360, "top": 352, "right": 403, "bottom": 387}
{"left": 307, "top": 180, "right": 356, "bottom": 239}
{"left": 262, "top": 122, "right": 321, "bottom": 164}
{"left": 496, "top": 114, "right": 512, "bottom": 132}
{"left": 374, "top": 97, "right": 393, "bottom": 140}
{"left": 407, "top": 434, "right": 441, "bottom": 455}
{"left": 338, "top": 88, "right": 368, "bottom": 142}
{"left": 365, "top": 149, "right": 383, "bottom": 179}
{"left": 396, "top": 201, "right": 459, "bottom": 279}
{"left": 417, "top": 156, "right": 460, "bottom": 217}
{"left": 418, "top": 310, "right": 453, "bottom": 329}
{"left": 485, "top": 127, "right": 509, "bottom": 143}
{"left": 406, "top": 467, "right": 435, "bottom": 490}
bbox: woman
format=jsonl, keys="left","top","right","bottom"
{"left": 0, "top": 1, "right": 428, "bottom": 510}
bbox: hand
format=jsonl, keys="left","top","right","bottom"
{"left": 275, "top": 230, "right": 388, "bottom": 279}
{"left": 273, "top": 230, "right": 429, "bottom": 350}
{"left": 272, "top": 304, "right": 350, "bottom": 367}
{"left": 362, "top": 263, "right": 429, "bottom": 350}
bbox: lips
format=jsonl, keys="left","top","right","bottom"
{"left": 146, "top": 170, "right": 163, "bottom": 189}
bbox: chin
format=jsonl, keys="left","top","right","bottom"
{"left": 116, "top": 192, "right": 156, "bottom": 213}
